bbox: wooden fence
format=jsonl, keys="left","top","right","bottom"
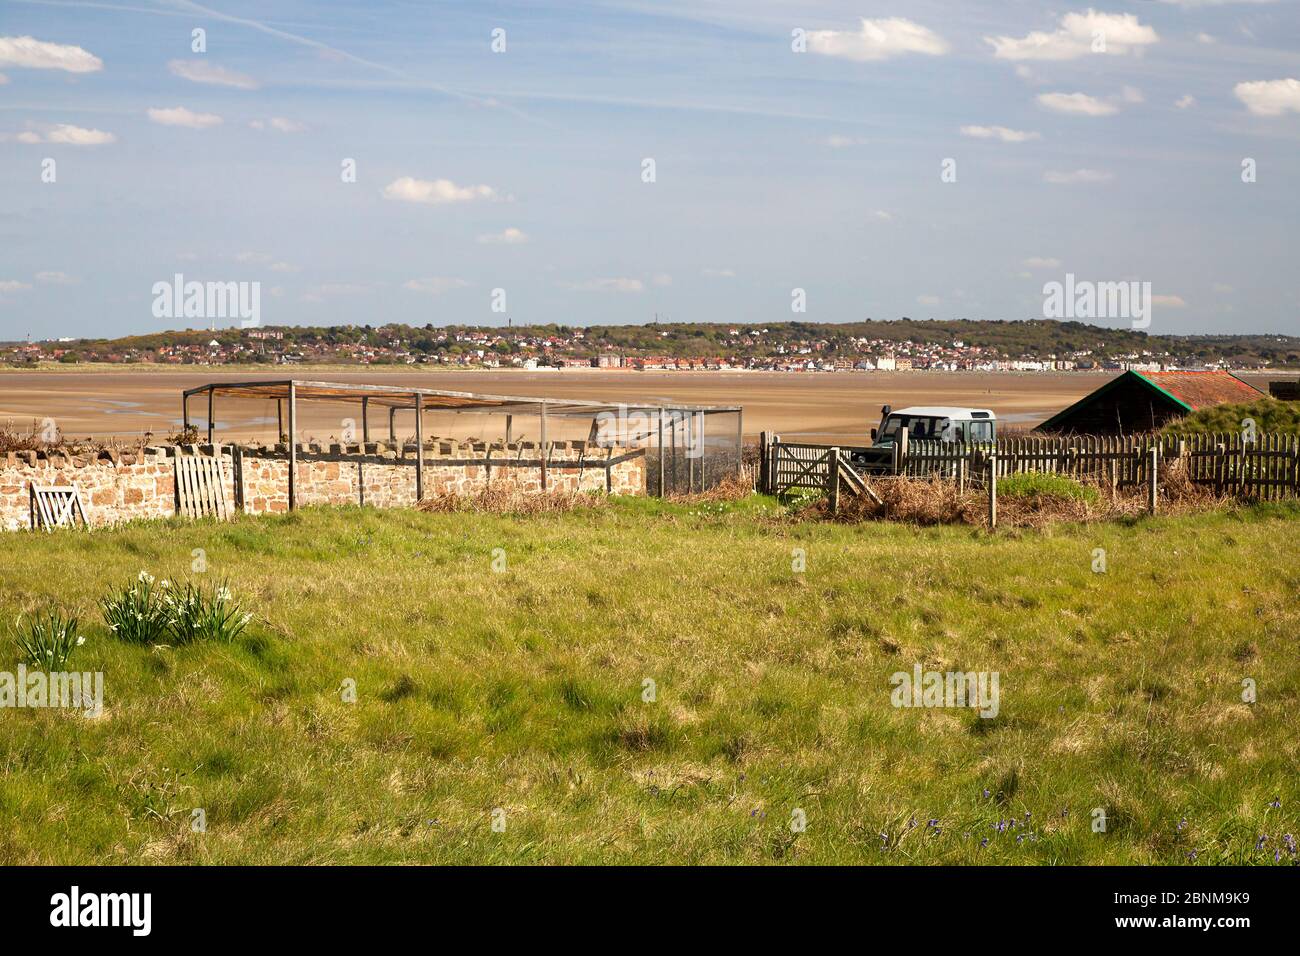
{"left": 762, "top": 431, "right": 1300, "bottom": 502}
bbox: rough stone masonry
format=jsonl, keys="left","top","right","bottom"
{"left": 0, "top": 439, "right": 646, "bottom": 531}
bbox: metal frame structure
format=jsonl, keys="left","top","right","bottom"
{"left": 181, "top": 379, "right": 743, "bottom": 507}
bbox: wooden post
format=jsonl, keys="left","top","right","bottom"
{"left": 233, "top": 444, "right": 244, "bottom": 514}
{"left": 893, "top": 426, "right": 910, "bottom": 475}
{"left": 183, "top": 394, "right": 191, "bottom": 435}
{"left": 828, "top": 447, "right": 841, "bottom": 514}
{"left": 361, "top": 397, "right": 370, "bottom": 444}
{"left": 206, "top": 388, "right": 215, "bottom": 445}
{"left": 276, "top": 399, "right": 283, "bottom": 443}
{"left": 414, "top": 392, "right": 424, "bottom": 501}
{"left": 1147, "top": 445, "right": 1158, "bottom": 515}
{"left": 505, "top": 414, "right": 513, "bottom": 446}
{"left": 287, "top": 383, "right": 297, "bottom": 511}
{"left": 957, "top": 456, "right": 967, "bottom": 494}
{"left": 658, "top": 411, "right": 667, "bottom": 497}
{"left": 389, "top": 407, "right": 397, "bottom": 443}
{"left": 987, "top": 452, "right": 998, "bottom": 530}
{"left": 540, "top": 404, "right": 548, "bottom": 492}
{"left": 758, "top": 430, "right": 770, "bottom": 494}
{"left": 735, "top": 410, "right": 744, "bottom": 482}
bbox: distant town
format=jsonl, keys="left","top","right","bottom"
{"left": 5, "top": 319, "right": 1299, "bottom": 373}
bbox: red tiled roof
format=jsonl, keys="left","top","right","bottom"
{"left": 1134, "top": 370, "right": 1263, "bottom": 410}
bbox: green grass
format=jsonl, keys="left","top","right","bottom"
{"left": 1, "top": 497, "right": 1297, "bottom": 864}
{"left": 998, "top": 472, "right": 1101, "bottom": 504}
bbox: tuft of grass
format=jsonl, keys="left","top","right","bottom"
{"left": 998, "top": 472, "right": 1101, "bottom": 504}
{"left": 12, "top": 609, "right": 83, "bottom": 669}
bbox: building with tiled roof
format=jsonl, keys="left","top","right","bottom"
{"left": 1037, "top": 370, "right": 1264, "bottom": 435}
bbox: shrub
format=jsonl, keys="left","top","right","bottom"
{"left": 102, "top": 571, "right": 171, "bottom": 644}
{"left": 997, "top": 472, "right": 1100, "bottom": 504}
{"left": 13, "top": 610, "right": 84, "bottom": 670}
{"left": 161, "top": 580, "right": 252, "bottom": 645}
{"left": 1164, "top": 398, "right": 1300, "bottom": 437}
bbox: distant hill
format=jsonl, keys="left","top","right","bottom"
{"left": 6, "top": 319, "right": 1300, "bottom": 367}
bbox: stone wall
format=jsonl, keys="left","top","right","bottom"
{"left": 0, "top": 439, "right": 645, "bottom": 531}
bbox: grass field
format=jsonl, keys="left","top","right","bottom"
{"left": 1, "top": 497, "right": 1297, "bottom": 864}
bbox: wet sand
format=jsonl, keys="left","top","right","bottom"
{"left": 0, "top": 367, "right": 1273, "bottom": 444}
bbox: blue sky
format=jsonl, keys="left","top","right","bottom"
{"left": 1, "top": 0, "right": 1299, "bottom": 339}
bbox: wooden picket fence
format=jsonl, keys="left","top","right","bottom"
{"left": 761, "top": 432, "right": 1300, "bottom": 501}
{"left": 903, "top": 432, "right": 1300, "bottom": 500}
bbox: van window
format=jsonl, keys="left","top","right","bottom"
{"left": 969, "top": 421, "right": 993, "bottom": 442}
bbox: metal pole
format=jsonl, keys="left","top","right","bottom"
{"left": 276, "top": 399, "right": 283, "bottom": 443}
{"left": 736, "top": 410, "right": 744, "bottom": 481}
{"left": 670, "top": 411, "right": 678, "bottom": 495}
{"left": 505, "top": 414, "right": 513, "bottom": 446}
{"left": 183, "top": 394, "right": 191, "bottom": 435}
{"left": 540, "top": 405, "right": 549, "bottom": 491}
{"left": 206, "top": 388, "right": 214, "bottom": 445}
{"left": 415, "top": 393, "right": 424, "bottom": 501}
{"left": 657, "top": 409, "right": 665, "bottom": 498}
{"left": 389, "top": 407, "right": 397, "bottom": 443}
{"left": 287, "top": 383, "right": 297, "bottom": 511}
{"left": 361, "top": 397, "right": 370, "bottom": 444}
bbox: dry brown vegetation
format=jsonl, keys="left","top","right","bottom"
{"left": 795, "top": 461, "right": 1228, "bottom": 529}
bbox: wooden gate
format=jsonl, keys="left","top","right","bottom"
{"left": 29, "top": 485, "right": 88, "bottom": 530}
{"left": 767, "top": 441, "right": 881, "bottom": 506}
{"left": 175, "top": 450, "right": 231, "bottom": 519}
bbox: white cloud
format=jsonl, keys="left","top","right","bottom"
{"left": 476, "top": 227, "right": 528, "bottom": 244}
{"left": 1175, "top": 94, "right": 1197, "bottom": 109}
{"left": 1196, "top": 33, "right": 1216, "bottom": 45}
{"left": 35, "top": 271, "right": 78, "bottom": 285}
{"left": 168, "top": 60, "right": 258, "bottom": 90}
{"left": 1234, "top": 78, "right": 1300, "bottom": 117}
{"left": 702, "top": 268, "right": 736, "bottom": 278}
{"left": 917, "top": 294, "right": 941, "bottom": 306}
{"left": 1153, "top": 294, "right": 1186, "bottom": 307}
{"left": 1037, "top": 92, "right": 1119, "bottom": 116}
{"left": 46, "top": 123, "right": 116, "bottom": 145}
{"left": 0, "top": 35, "right": 102, "bottom": 73}
{"left": 872, "top": 210, "right": 893, "bottom": 221}
{"left": 807, "top": 18, "right": 949, "bottom": 62}
{"left": 986, "top": 11, "right": 1158, "bottom": 61}
{"left": 10, "top": 124, "right": 115, "bottom": 145}
{"left": 559, "top": 278, "right": 644, "bottom": 293}
{"left": 383, "top": 176, "right": 499, "bottom": 204}
{"left": 1044, "top": 168, "right": 1114, "bottom": 184}
{"left": 250, "top": 117, "right": 307, "bottom": 133}
{"left": 147, "top": 106, "right": 223, "bottom": 129}
{"left": 0, "top": 280, "right": 32, "bottom": 293}
{"left": 824, "top": 134, "right": 867, "bottom": 148}
{"left": 1023, "top": 257, "right": 1062, "bottom": 269}
{"left": 960, "top": 124, "right": 1041, "bottom": 143}
{"left": 402, "top": 277, "right": 469, "bottom": 294}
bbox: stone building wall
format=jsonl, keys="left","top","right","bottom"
{"left": 0, "top": 440, "right": 645, "bottom": 531}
